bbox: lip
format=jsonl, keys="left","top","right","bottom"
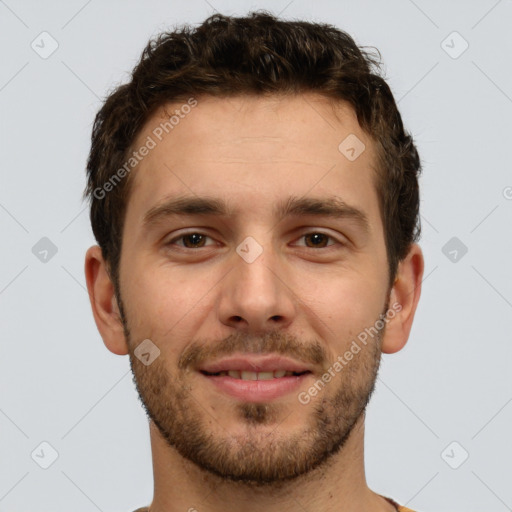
{"left": 197, "top": 354, "right": 314, "bottom": 402}
{"left": 198, "top": 354, "right": 313, "bottom": 374}
{"left": 200, "top": 372, "right": 312, "bottom": 402}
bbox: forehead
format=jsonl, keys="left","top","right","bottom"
{"left": 125, "top": 93, "right": 381, "bottom": 227}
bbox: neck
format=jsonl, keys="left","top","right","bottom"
{"left": 146, "top": 413, "right": 396, "bottom": 512}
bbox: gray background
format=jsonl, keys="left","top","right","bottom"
{"left": 1, "top": 0, "right": 511, "bottom": 511}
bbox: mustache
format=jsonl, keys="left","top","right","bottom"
{"left": 177, "top": 330, "right": 328, "bottom": 371}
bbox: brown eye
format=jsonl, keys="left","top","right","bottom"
{"left": 303, "top": 233, "right": 331, "bottom": 248}
{"left": 168, "top": 232, "right": 213, "bottom": 249}
{"left": 181, "top": 233, "right": 207, "bottom": 248}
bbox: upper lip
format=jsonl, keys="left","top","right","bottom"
{"left": 198, "top": 354, "right": 314, "bottom": 374}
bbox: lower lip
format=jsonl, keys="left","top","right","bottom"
{"left": 200, "top": 372, "right": 311, "bottom": 402}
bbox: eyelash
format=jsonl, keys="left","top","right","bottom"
{"left": 166, "top": 231, "right": 343, "bottom": 250}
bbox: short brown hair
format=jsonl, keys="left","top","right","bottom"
{"left": 84, "top": 10, "right": 421, "bottom": 292}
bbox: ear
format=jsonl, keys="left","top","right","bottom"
{"left": 84, "top": 245, "right": 129, "bottom": 355}
{"left": 381, "top": 243, "right": 424, "bottom": 354}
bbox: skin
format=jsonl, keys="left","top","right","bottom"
{"left": 85, "top": 92, "right": 424, "bottom": 512}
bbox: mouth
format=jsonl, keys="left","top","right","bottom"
{"left": 200, "top": 369, "right": 311, "bottom": 379}
{"left": 197, "top": 355, "right": 314, "bottom": 402}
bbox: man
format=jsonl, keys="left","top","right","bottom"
{"left": 84, "top": 11, "right": 424, "bottom": 512}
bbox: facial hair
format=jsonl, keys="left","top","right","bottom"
{"left": 118, "top": 294, "right": 389, "bottom": 488}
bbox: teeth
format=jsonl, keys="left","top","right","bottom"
{"left": 241, "top": 371, "right": 258, "bottom": 380}
{"left": 214, "top": 370, "right": 305, "bottom": 380}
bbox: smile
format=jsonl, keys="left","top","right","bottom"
{"left": 199, "top": 370, "right": 312, "bottom": 402}
{"left": 201, "top": 369, "right": 310, "bottom": 380}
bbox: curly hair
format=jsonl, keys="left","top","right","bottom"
{"left": 84, "top": 10, "right": 421, "bottom": 292}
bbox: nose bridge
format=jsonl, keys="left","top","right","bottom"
{"left": 217, "top": 233, "right": 295, "bottom": 331}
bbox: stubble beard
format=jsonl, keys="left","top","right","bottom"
{"left": 118, "top": 295, "right": 386, "bottom": 488}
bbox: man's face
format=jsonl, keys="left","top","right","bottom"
{"left": 117, "top": 93, "right": 392, "bottom": 485}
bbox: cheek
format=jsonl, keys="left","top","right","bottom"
{"left": 316, "top": 272, "right": 386, "bottom": 349}
{"left": 123, "top": 262, "right": 213, "bottom": 340}
{"left": 120, "top": 262, "right": 173, "bottom": 335}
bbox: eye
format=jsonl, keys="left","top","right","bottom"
{"left": 167, "top": 232, "right": 215, "bottom": 249}
{"left": 165, "top": 231, "right": 343, "bottom": 251}
{"left": 294, "top": 232, "right": 340, "bottom": 249}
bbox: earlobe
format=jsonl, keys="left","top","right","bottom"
{"left": 381, "top": 243, "right": 424, "bottom": 354}
{"left": 84, "top": 245, "right": 129, "bottom": 356}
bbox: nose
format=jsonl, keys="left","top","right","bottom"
{"left": 217, "top": 241, "right": 296, "bottom": 333}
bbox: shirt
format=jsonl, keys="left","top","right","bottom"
{"left": 132, "top": 494, "right": 416, "bottom": 511}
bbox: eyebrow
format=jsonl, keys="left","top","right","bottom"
{"left": 142, "top": 194, "right": 370, "bottom": 234}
